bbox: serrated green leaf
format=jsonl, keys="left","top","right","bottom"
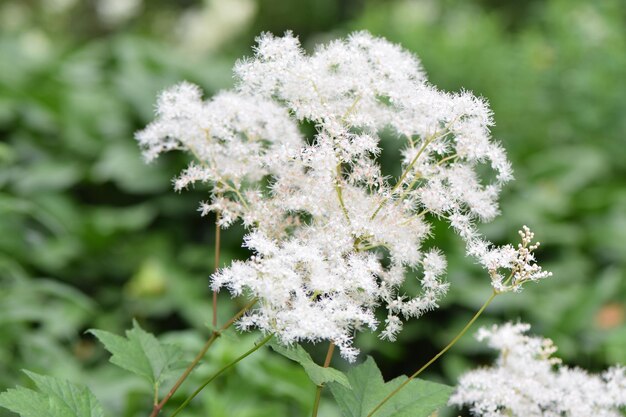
{"left": 328, "top": 357, "right": 453, "bottom": 417}
{"left": 268, "top": 341, "right": 350, "bottom": 388}
{"left": 88, "top": 319, "right": 183, "bottom": 387}
{"left": 0, "top": 387, "right": 48, "bottom": 417}
{"left": 0, "top": 371, "right": 104, "bottom": 417}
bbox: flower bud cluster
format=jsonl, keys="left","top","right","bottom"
{"left": 469, "top": 225, "right": 553, "bottom": 293}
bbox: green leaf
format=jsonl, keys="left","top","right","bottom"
{"left": 328, "top": 357, "right": 453, "bottom": 417}
{"left": 0, "top": 388, "right": 48, "bottom": 417}
{"left": 88, "top": 319, "right": 183, "bottom": 387}
{"left": 268, "top": 341, "right": 350, "bottom": 388}
{"left": 0, "top": 371, "right": 104, "bottom": 417}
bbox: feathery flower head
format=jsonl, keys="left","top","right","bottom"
{"left": 137, "top": 31, "right": 550, "bottom": 360}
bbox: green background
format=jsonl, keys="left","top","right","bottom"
{"left": 1, "top": 0, "right": 624, "bottom": 415}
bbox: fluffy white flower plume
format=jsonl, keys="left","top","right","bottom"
{"left": 137, "top": 31, "right": 550, "bottom": 360}
{"left": 450, "top": 322, "right": 626, "bottom": 417}
{"left": 211, "top": 230, "right": 380, "bottom": 362}
{"left": 136, "top": 83, "right": 303, "bottom": 225}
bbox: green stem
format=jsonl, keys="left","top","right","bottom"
{"left": 149, "top": 298, "right": 257, "bottom": 417}
{"left": 370, "top": 132, "right": 439, "bottom": 220}
{"left": 342, "top": 95, "right": 362, "bottom": 120}
{"left": 335, "top": 164, "right": 351, "bottom": 223}
{"left": 396, "top": 154, "right": 459, "bottom": 204}
{"left": 366, "top": 291, "right": 498, "bottom": 417}
{"left": 153, "top": 383, "right": 159, "bottom": 406}
{"left": 169, "top": 334, "right": 274, "bottom": 417}
{"left": 311, "top": 342, "right": 336, "bottom": 417}
{"left": 187, "top": 144, "right": 249, "bottom": 210}
{"left": 224, "top": 181, "right": 250, "bottom": 210}
{"left": 356, "top": 242, "right": 389, "bottom": 252}
{"left": 370, "top": 117, "right": 459, "bottom": 221}
{"left": 212, "top": 212, "right": 221, "bottom": 328}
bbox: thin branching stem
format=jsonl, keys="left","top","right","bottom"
{"left": 396, "top": 153, "right": 459, "bottom": 204}
{"left": 169, "top": 333, "right": 274, "bottom": 417}
{"left": 187, "top": 144, "right": 250, "bottom": 210}
{"left": 149, "top": 298, "right": 257, "bottom": 417}
{"left": 335, "top": 164, "right": 351, "bottom": 224}
{"left": 370, "top": 132, "right": 438, "bottom": 220}
{"left": 342, "top": 95, "right": 362, "bottom": 120}
{"left": 153, "top": 383, "right": 159, "bottom": 407}
{"left": 356, "top": 242, "right": 389, "bottom": 252}
{"left": 366, "top": 291, "right": 498, "bottom": 417}
{"left": 311, "top": 342, "right": 336, "bottom": 417}
{"left": 371, "top": 118, "right": 458, "bottom": 220}
{"left": 212, "top": 212, "right": 221, "bottom": 328}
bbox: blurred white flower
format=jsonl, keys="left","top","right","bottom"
{"left": 177, "top": 0, "right": 256, "bottom": 54}
{"left": 450, "top": 322, "right": 626, "bottom": 417}
{"left": 96, "top": 0, "right": 142, "bottom": 26}
{"left": 43, "top": 0, "right": 78, "bottom": 14}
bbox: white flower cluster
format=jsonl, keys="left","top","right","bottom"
{"left": 137, "top": 31, "right": 549, "bottom": 360}
{"left": 450, "top": 322, "right": 626, "bottom": 417}
{"left": 136, "top": 82, "right": 301, "bottom": 187}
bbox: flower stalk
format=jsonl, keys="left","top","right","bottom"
{"left": 149, "top": 298, "right": 257, "bottom": 417}
{"left": 367, "top": 291, "right": 498, "bottom": 417}
{"left": 311, "top": 342, "right": 336, "bottom": 417}
{"left": 212, "top": 212, "right": 221, "bottom": 328}
{"left": 169, "top": 333, "right": 274, "bottom": 417}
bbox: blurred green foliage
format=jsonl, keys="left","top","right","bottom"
{"left": 0, "top": 0, "right": 624, "bottom": 416}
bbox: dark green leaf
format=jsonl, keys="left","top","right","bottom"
{"left": 0, "top": 371, "right": 104, "bottom": 417}
{"left": 329, "top": 357, "right": 453, "bottom": 417}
